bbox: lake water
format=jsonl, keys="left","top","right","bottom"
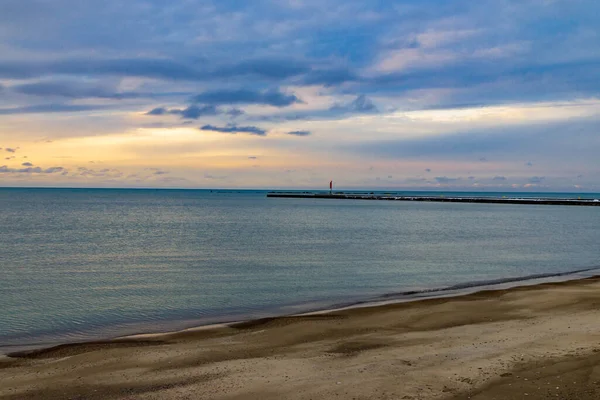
{"left": 1, "top": 188, "right": 599, "bottom": 352}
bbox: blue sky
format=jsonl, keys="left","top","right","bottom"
{"left": 0, "top": 0, "right": 599, "bottom": 190}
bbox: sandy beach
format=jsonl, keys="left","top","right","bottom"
{"left": 3, "top": 278, "right": 600, "bottom": 399}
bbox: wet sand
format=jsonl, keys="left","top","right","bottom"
{"left": 3, "top": 278, "right": 600, "bottom": 399}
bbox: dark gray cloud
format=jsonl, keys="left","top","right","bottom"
{"left": 248, "top": 156, "right": 257, "bottom": 159}
{"left": 192, "top": 89, "right": 301, "bottom": 107}
{"left": 21, "top": 162, "right": 33, "bottom": 166}
{"left": 44, "top": 167, "right": 65, "bottom": 173}
{"left": 528, "top": 176, "right": 545, "bottom": 183}
{"left": 287, "top": 130, "right": 311, "bottom": 136}
{"left": 0, "top": 58, "right": 311, "bottom": 82}
{"left": 5, "top": 148, "right": 17, "bottom": 153}
{"left": 330, "top": 95, "right": 378, "bottom": 113}
{"left": 200, "top": 124, "right": 267, "bottom": 136}
{"left": 425, "top": 168, "right": 431, "bottom": 172}
{"left": 252, "top": 113, "right": 310, "bottom": 123}
{"left": 0, "top": 165, "right": 64, "bottom": 174}
{"left": 435, "top": 176, "right": 461, "bottom": 184}
{"left": 146, "top": 107, "right": 168, "bottom": 116}
{"left": 301, "top": 68, "right": 359, "bottom": 86}
{"left": 11, "top": 81, "right": 142, "bottom": 99}
{"left": 174, "top": 105, "right": 219, "bottom": 119}
{"left": 145, "top": 105, "right": 219, "bottom": 119}
{"left": 0, "top": 58, "right": 201, "bottom": 80}
{"left": 147, "top": 105, "right": 243, "bottom": 120}
{"left": 525, "top": 161, "right": 533, "bottom": 167}
{"left": 492, "top": 176, "right": 507, "bottom": 181}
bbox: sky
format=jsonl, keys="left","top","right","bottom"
{"left": 0, "top": 0, "right": 599, "bottom": 191}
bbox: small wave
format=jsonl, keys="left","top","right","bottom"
{"left": 381, "top": 266, "right": 600, "bottom": 299}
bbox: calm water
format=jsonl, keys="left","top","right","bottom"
{"left": 1, "top": 188, "right": 599, "bottom": 352}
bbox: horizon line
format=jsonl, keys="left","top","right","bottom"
{"left": 0, "top": 186, "right": 599, "bottom": 194}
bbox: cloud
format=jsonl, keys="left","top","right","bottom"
{"left": 0, "top": 58, "right": 310, "bottom": 82}
{"left": 200, "top": 124, "right": 267, "bottom": 136}
{"left": 435, "top": 176, "right": 461, "bottom": 184}
{"left": 44, "top": 167, "right": 65, "bottom": 173}
{"left": 11, "top": 80, "right": 143, "bottom": 99}
{"left": 191, "top": 89, "right": 301, "bottom": 107}
{"left": 492, "top": 176, "right": 507, "bottom": 181}
{"left": 248, "top": 156, "right": 257, "bottom": 159}
{"left": 146, "top": 105, "right": 223, "bottom": 119}
{"left": 528, "top": 176, "right": 545, "bottom": 183}
{"left": 226, "top": 108, "right": 245, "bottom": 118}
{"left": 73, "top": 167, "right": 123, "bottom": 178}
{"left": 174, "top": 105, "right": 219, "bottom": 119}
{"left": 5, "top": 148, "right": 17, "bottom": 153}
{"left": 287, "top": 130, "right": 311, "bottom": 136}
{"left": 0, "top": 58, "right": 204, "bottom": 80}
{"left": 0, "top": 165, "right": 65, "bottom": 174}
{"left": 425, "top": 168, "right": 431, "bottom": 172}
{"left": 21, "top": 162, "right": 33, "bottom": 166}
{"left": 330, "top": 95, "right": 378, "bottom": 113}
{"left": 525, "top": 161, "right": 533, "bottom": 167}
{"left": 301, "top": 68, "right": 359, "bottom": 86}
{"left": 146, "top": 107, "right": 168, "bottom": 116}
{"left": 204, "top": 173, "right": 227, "bottom": 180}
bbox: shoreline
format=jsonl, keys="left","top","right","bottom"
{"left": 4, "top": 275, "right": 600, "bottom": 398}
{"left": 3, "top": 266, "right": 599, "bottom": 357}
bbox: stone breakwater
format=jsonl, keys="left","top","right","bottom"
{"left": 267, "top": 192, "right": 600, "bottom": 206}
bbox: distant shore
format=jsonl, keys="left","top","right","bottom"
{"left": 4, "top": 276, "right": 600, "bottom": 399}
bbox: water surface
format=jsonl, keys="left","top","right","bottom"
{"left": 1, "top": 188, "right": 599, "bottom": 351}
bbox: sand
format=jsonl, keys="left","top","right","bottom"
{"left": 3, "top": 278, "right": 600, "bottom": 399}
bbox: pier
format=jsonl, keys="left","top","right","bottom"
{"left": 267, "top": 192, "right": 600, "bottom": 206}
